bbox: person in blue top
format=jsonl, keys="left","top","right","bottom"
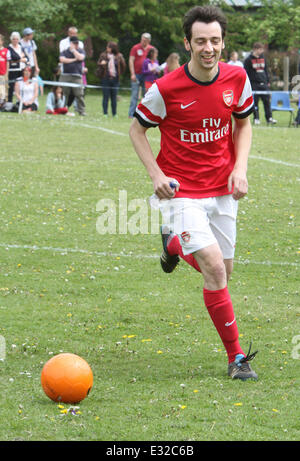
{"left": 46, "top": 86, "right": 68, "bottom": 115}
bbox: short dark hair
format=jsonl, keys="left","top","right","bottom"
{"left": 183, "top": 5, "right": 227, "bottom": 42}
{"left": 253, "top": 42, "right": 264, "bottom": 50}
{"left": 70, "top": 36, "right": 79, "bottom": 43}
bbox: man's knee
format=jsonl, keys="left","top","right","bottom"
{"left": 206, "top": 259, "right": 227, "bottom": 283}
{"left": 193, "top": 245, "right": 227, "bottom": 289}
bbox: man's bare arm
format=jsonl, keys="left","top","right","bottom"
{"left": 228, "top": 116, "right": 252, "bottom": 200}
{"left": 129, "top": 118, "right": 178, "bottom": 199}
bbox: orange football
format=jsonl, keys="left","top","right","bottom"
{"left": 41, "top": 353, "right": 93, "bottom": 403}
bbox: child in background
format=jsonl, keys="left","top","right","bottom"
{"left": 46, "top": 86, "right": 68, "bottom": 115}
{"left": 142, "top": 47, "right": 160, "bottom": 91}
{"left": 163, "top": 52, "right": 180, "bottom": 75}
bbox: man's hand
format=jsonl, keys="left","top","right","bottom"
{"left": 230, "top": 116, "right": 252, "bottom": 200}
{"left": 153, "top": 175, "right": 179, "bottom": 199}
{"left": 228, "top": 168, "right": 248, "bottom": 200}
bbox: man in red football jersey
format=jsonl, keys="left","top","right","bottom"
{"left": 129, "top": 5, "right": 258, "bottom": 380}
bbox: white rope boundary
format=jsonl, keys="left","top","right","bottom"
{"left": 4, "top": 77, "right": 299, "bottom": 94}
{"left": 0, "top": 243, "right": 298, "bottom": 268}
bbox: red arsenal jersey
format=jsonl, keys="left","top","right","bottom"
{"left": 0, "top": 47, "right": 10, "bottom": 75}
{"left": 135, "top": 62, "right": 254, "bottom": 198}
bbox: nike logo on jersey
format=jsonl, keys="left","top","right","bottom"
{"left": 225, "top": 318, "right": 236, "bottom": 327}
{"left": 180, "top": 101, "right": 196, "bottom": 109}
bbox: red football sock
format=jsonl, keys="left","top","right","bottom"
{"left": 167, "top": 234, "right": 201, "bottom": 272}
{"left": 203, "top": 286, "right": 245, "bottom": 363}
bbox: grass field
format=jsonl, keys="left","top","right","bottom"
{"left": 0, "top": 91, "right": 299, "bottom": 441}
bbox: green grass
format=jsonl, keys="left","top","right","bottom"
{"left": 0, "top": 91, "right": 299, "bottom": 441}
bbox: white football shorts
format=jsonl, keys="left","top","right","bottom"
{"left": 159, "top": 195, "right": 238, "bottom": 259}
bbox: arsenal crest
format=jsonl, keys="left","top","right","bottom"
{"left": 181, "top": 231, "right": 191, "bottom": 243}
{"left": 223, "top": 90, "right": 234, "bottom": 107}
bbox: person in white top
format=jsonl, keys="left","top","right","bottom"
{"left": 15, "top": 66, "right": 39, "bottom": 112}
{"left": 227, "top": 51, "right": 243, "bottom": 68}
{"left": 59, "top": 27, "right": 84, "bottom": 53}
{"left": 20, "top": 28, "right": 39, "bottom": 76}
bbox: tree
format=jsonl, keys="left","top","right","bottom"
{"left": 1, "top": 0, "right": 298, "bottom": 80}
{"left": 216, "top": 0, "right": 300, "bottom": 51}
{"left": 252, "top": 0, "right": 300, "bottom": 50}
{"left": 0, "top": 0, "right": 65, "bottom": 38}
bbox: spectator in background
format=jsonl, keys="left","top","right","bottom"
{"left": 97, "top": 41, "right": 126, "bottom": 117}
{"left": 0, "top": 34, "right": 10, "bottom": 105}
{"left": 59, "top": 27, "right": 85, "bottom": 110}
{"left": 46, "top": 86, "right": 68, "bottom": 115}
{"left": 81, "top": 61, "right": 88, "bottom": 85}
{"left": 244, "top": 42, "right": 276, "bottom": 125}
{"left": 59, "top": 27, "right": 84, "bottom": 54}
{"left": 7, "top": 32, "right": 27, "bottom": 102}
{"left": 142, "top": 47, "right": 160, "bottom": 91}
{"left": 52, "top": 65, "right": 61, "bottom": 81}
{"left": 163, "top": 52, "right": 180, "bottom": 75}
{"left": 59, "top": 36, "right": 86, "bottom": 116}
{"left": 228, "top": 51, "right": 243, "bottom": 67}
{"left": 36, "top": 69, "right": 44, "bottom": 96}
{"left": 14, "top": 66, "right": 39, "bottom": 112}
{"left": 20, "top": 28, "right": 39, "bottom": 76}
{"left": 294, "top": 97, "right": 300, "bottom": 127}
{"left": 128, "top": 32, "right": 153, "bottom": 118}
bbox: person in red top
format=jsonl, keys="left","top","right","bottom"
{"left": 128, "top": 32, "right": 153, "bottom": 118}
{"left": 0, "top": 34, "right": 11, "bottom": 104}
{"left": 129, "top": 5, "right": 258, "bottom": 381}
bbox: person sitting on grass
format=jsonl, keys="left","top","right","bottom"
{"left": 14, "top": 66, "right": 38, "bottom": 113}
{"left": 46, "top": 86, "right": 68, "bottom": 115}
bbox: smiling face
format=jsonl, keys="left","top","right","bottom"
{"left": 184, "top": 21, "right": 224, "bottom": 79}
